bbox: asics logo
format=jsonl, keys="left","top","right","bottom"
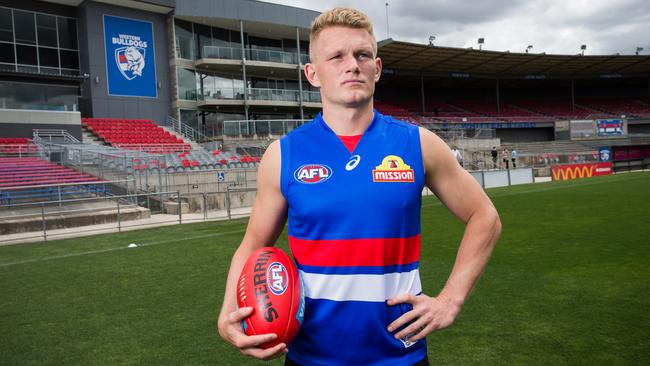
{"left": 345, "top": 155, "right": 361, "bottom": 171}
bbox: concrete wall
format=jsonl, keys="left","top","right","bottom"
{"left": 0, "top": 110, "right": 81, "bottom": 139}
{"left": 78, "top": 2, "right": 172, "bottom": 124}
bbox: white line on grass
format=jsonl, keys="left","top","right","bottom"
{"left": 0, "top": 229, "right": 245, "bottom": 268}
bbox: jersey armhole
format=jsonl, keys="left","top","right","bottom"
{"left": 280, "top": 137, "right": 290, "bottom": 200}
{"left": 413, "top": 126, "right": 426, "bottom": 189}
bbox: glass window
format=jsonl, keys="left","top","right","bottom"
{"left": 196, "top": 24, "right": 211, "bottom": 58}
{"left": 0, "top": 81, "right": 77, "bottom": 111}
{"left": 59, "top": 49, "right": 78, "bottom": 70}
{"left": 212, "top": 26, "right": 229, "bottom": 47}
{"left": 16, "top": 44, "right": 37, "bottom": 65}
{"left": 177, "top": 68, "right": 196, "bottom": 100}
{"left": 180, "top": 109, "right": 199, "bottom": 130}
{"left": 0, "top": 42, "right": 14, "bottom": 63}
{"left": 14, "top": 10, "right": 36, "bottom": 45}
{"left": 57, "top": 17, "right": 77, "bottom": 49}
{"left": 38, "top": 47, "right": 58, "bottom": 68}
{"left": 174, "top": 19, "right": 194, "bottom": 59}
{"left": 0, "top": 8, "right": 13, "bottom": 42}
{"left": 249, "top": 36, "right": 282, "bottom": 51}
{"left": 36, "top": 14, "right": 57, "bottom": 47}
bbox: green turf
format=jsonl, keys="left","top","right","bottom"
{"left": 1, "top": 172, "right": 648, "bottom": 365}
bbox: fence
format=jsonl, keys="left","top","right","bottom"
{"left": 0, "top": 187, "right": 257, "bottom": 244}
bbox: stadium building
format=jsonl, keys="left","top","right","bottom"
{"left": 1, "top": 0, "right": 650, "bottom": 240}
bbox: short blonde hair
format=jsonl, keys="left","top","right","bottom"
{"left": 309, "top": 7, "right": 376, "bottom": 60}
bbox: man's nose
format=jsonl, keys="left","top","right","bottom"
{"left": 342, "top": 54, "right": 360, "bottom": 73}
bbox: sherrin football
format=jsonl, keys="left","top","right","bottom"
{"left": 237, "top": 247, "right": 304, "bottom": 349}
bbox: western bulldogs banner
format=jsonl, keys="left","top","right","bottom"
{"left": 597, "top": 119, "right": 624, "bottom": 136}
{"left": 103, "top": 15, "right": 157, "bottom": 98}
{"left": 598, "top": 147, "right": 612, "bottom": 162}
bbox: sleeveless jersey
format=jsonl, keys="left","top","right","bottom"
{"left": 280, "top": 111, "right": 427, "bottom": 365}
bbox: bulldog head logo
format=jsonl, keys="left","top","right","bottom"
{"left": 115, "top": 46, "right": 146, "bottom": 80}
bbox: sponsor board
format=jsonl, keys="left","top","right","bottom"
{"left": 551, "top": 162, "right": 613, "bottom": 181}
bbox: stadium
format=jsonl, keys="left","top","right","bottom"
{"left": 0, "top": 0, "right": 648, "bottom": 364}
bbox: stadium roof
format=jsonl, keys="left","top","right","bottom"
{"left": 378, "top": 39, "right": 650, "bottom": 80}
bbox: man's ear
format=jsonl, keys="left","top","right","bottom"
{"left": 304, "top": 63, "right": 321, "bottom": 88}
{"left": 374, "top": 57, "right": 382, "bottom": 82}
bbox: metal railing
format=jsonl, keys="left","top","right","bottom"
{"left": 222, "top": 119, "right": 309, "bottom": 139}
{"left": 202, "top": 46, "right": 309, "bottom": 65}
{"left": 33, "top": 129, "right": 80, "bottom": 144}
{"left": 164, "top": 115, "right": 209, "bottom": 143}
{"left": 199, "top": 87, "right": 320, "bottom": 104}
{"left": 0, "top": 187, "right": 258, "bottom": 244}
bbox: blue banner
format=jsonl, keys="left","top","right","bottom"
{"left": 597, "top": 119, "right": 624, "bottom": 136}
{"left": 103, "top": 15, "right": 157, "bottom": 98}
{"left": 598, "top": 147, "right": 612, "bottom": 162}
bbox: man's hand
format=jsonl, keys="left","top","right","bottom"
{"left": 386, "top": 293, "right": 462, "bottom": 342}
{"left": 218, "top": 306, "right": 288, "bottom": 360}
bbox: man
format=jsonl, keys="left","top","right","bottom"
{"left": 491, "top": 146, "right": 498, "bottom": 169}
{"left": 502, "top": 148, "right": 510, "bottom": 169}
{"left": 451, "top": 146, "right": 463, "bottom": 167}
{"left": 511, "top": 149, "right": 518, "bottom": 168}
{"left": 218, "top": 8, "right": 501, "bottom": 366}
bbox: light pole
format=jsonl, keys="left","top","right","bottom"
{"left": 478, "top": 38, "right": 485, "bottom": 50}
{"left": 580, "top": 44, "right": 587, "bottom": 55}
{"left": 385, "top": 2, "right": 389, "bottom": 38}
{"left": 429, "top": 35, "right": 436, "bottom": 47}
{"left": 526, "top": 45, "right": 533, "bottom": 53}
{"left": 636, "top": 47, "right": 644, "bottom": 55}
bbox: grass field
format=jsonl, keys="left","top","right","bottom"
{"left": 1, "top": 172, "right": 649, "bottom": 365}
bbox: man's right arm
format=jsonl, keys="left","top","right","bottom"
{"left": 217, "top": 140, "right": 289, "bottom": 360}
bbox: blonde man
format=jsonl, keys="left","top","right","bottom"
{"left": 218, "top": 8, "right": 501, "bottom": 365}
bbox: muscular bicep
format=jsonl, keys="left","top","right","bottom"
{"left": 420, "top": 128, "right": 493, "bottom": 224}
{"left": 240, "top": 140, "right": 288, "bottom": 250}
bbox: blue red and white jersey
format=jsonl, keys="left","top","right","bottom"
{"left": 280, "top": 111, "right": 427, "bottom": 365}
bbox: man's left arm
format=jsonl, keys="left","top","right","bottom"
{"left": 387, "top": 127, "right": 501, "bottom": 342}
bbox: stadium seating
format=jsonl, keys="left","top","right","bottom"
{"left": 81, "top": 118, "right": 191, "bottom": 153}
{"left": 0, "top": 137, "right": 39, "bottom": 156}
{"left": 378, "top": 98, "right": 650, "bottom": 122}
{"left": 0, "top": 157, "right": 102, "bottom": 188}
{"left": 577, "top": 98, "right": 650, "bottom": 118}
{"left": 374, "top": 101, "right": 423, "bottom": 124}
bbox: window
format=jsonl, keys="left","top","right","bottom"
{"left": 174, "top": 19, "right": 194, "bottom": 59}
{"left": 0, "top": 8, "right": 78, "bottom": 75}
{"left": 57, "top": 17, "right": 77, "bottom": 49}
{"left": 36, "top": 14, "right": 57, "bottom": 47}
{"left": 38, "top": 47, "right": 58, "bottom": 68}
{"left": 177, "top": 68, "right": 197, "bottom": 100}
{"left": 13, "top": 10, "right": 35, "bottom": 45}
{"left": 59, "top": 49, "right": 78, "bottom": 70}
{"left": 16, "top": 44, "right": 37, "bottom": 65}
{"left": 0, "top": 42, "right": 14, "bottom": 63}
{"left": 0, "top": 8, "right": 13, "bottom": 42}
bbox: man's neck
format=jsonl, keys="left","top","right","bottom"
{"left": 321, "top": 102, "right": 374, "bottom": 136}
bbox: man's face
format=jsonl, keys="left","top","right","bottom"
{"left": 305, "top": 26, "right": 382, "bottom": 108}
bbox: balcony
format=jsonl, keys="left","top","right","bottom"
{"left": 200, "top": 46, "right": 310, "bottom": 65}
{"left": 222, "top": 119, "right": 309, "bottom": 139}
{"left": 197, "top": 87, "right": 321, "bottom": 107}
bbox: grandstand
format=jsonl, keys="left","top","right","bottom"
{"left": 0, "top": 0, "right": 649, "bottom": 239}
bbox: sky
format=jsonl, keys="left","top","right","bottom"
{"left": 265, "top": 0, "right": 650, "bottom": 56}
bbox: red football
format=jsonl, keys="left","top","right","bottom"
{"left": 237, "top": 247, "right": 304, "bottom": 349}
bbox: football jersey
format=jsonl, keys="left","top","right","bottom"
{"left": 280, "top": 111, "right": 427, "bottom": 365}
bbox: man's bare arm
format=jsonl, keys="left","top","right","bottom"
{"left": 387, "top": 128, "right": 501, "bottom": 341}
{"left": 217, "top": 140, "right": 289, "bottom": 360}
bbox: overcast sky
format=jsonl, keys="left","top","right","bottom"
{"left": 265, "top": 0, "right": 650, "bottom": 56}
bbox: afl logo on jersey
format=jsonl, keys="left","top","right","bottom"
{"left": 294, "top": 164, "right": 332, "bottom": 184}
{"left": 267, "top": 262, "right": 289, "bottom": 295}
